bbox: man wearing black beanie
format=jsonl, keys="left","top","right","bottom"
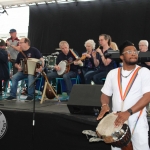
{"left": 97, "top": 40, "right": 150, "bottom": 150}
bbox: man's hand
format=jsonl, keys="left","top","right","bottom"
{"left": 82, "top": 53, "right": 91, "bottom": 58}
{"left": 54, "top": 65, "right": 61, "bottom": 71}
{"left": 97, "top": 105, "right": 110, "bottom": 120}
{"left": 114, "top": 111, "right": 130, "bottom": 127}
{"left": 36, "top": 66, "right": 43, "bottom": 73}
{"left": 18, "top": 65, "right": 22, "bottom": 71}
{"left": 74, "top": 60, "right": 83, "bottom": 66}
{"left": 6, "top": 40, "right": 11, "bottom": 47}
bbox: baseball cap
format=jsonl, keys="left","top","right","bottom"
{"left": 9, "top": 29, "right": 16, "bottom": 33}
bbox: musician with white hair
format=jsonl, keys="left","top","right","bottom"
{"left": 81, "top": 39, "right": 100, "bottom": 83}
{"left": 47, "top": 41, "right": 83, "bottom": 99}
{"left": 138, "top": 40, "right": 150, "bottom": 69}
{"left": 5, "top": 38, "right": 44, "bottom": 101}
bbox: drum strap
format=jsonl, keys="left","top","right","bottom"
{"left": 118, "top": 66, "right": 141, "bottom": 101}
{"left": 118, "top": 66, "right": 143, "bottom": 134}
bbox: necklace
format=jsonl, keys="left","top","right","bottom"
{"left": 121, "top": 67, "right": 136, "bottom": 78}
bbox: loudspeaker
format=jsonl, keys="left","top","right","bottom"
{"left": 67, "top": 84, "right": 103, "bottom": 116}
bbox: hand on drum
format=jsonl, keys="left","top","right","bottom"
{"left": 114, "top": 111, "right": 130, "bottom": 127}
{"left": 54, "top": 65, "right": 61, "bottom": 71}
{"left": 97, "top": 105, "right": 110, "bottom": 120}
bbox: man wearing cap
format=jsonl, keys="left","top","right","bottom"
{"left": 6, "top": 29, "right": 20, "bottom": 74}
{"left": 138, "top": 40, "right": 150, "bottom": 69}
{"left": 97, "top": 40, "right": 150, "bottom": 150}
{"left": 0, "top": 39, "right": 9, "bottom": 95}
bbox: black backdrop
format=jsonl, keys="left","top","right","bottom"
{"left": 28, "top": 0, "right": 150, "bottom": 56}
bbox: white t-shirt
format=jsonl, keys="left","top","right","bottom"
{"left": 101, "top": 65, "right": 150, "bottom": 128}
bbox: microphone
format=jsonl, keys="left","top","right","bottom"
{"left": 4, "top": 10, "right": 8, "bottom": 15}
{"left": 51, "top": 52, "right": 59, "bottom": 55}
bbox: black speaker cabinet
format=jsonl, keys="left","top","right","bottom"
{"left": 67, "top": 84, "right": 103, "bottom": 116}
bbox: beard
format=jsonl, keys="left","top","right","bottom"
{"left": 125, "top": 59, "right": 138, "bottom": 65}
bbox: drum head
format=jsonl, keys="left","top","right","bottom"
{"left": 96, "top": 113, "right": 122, "bottom": 137}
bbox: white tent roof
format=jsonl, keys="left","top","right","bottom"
{"left": 0, "top": 0, "right": 88, "bottom": 9}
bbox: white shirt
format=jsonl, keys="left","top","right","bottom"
{"left": 101, "top": 65, "right": 150, "bottom": 128}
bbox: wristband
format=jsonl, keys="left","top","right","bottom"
{"left": 127, "top": 108, "right": 133, "bottom": 115}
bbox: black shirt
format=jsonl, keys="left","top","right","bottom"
{"left": 56, "top": 50, "right": 79, "bottom": 72}
{"left": 83, "top": 51, "right": 100, "bottom": 70}
{"left": 138, "top": 62, "right": 150, "bottom": 70}
{"left": 99, "top": 48, "right": 115, "bottom": 72}
{"left": 0, "top": 48, "right": 9, "bottom": 80}
{"left": 15, "top": 47, "right": 42, "bottom": 64}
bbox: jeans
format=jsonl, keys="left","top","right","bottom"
{"left": 10, "top": 71, "right": 35, "bottom": 98}
{"left": 47, "top": 71, "right": 77, "bottom": 95}
{"left": 84, "top": 70, "right": 99, "bottom": 84}
{"left": 93, "top": 71, "right": 108, "bottom": 84}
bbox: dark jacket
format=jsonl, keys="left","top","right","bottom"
{"left": 0, "top": 48, "right": 9, "bottom": 80}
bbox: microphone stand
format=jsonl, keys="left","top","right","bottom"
{"left": 29, "top": 72, "right": 42, "bottom": 150}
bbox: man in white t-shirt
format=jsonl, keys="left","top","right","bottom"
{"left": 97, "top": 40, "right": 150, "bottom": 150}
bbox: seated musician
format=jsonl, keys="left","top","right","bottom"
{"left": 5, "top": 38, "right": 44, "bottom": 101}
{"left": 81, "top": 39, "right": 100, "bottom": 84}
{"left": 85, "top": 34, "right": 115, "bottom": 84}
{"left": 138, "top": 40, "right": 150, "bottom": 69}
{"left": 97, "top": 40, "right": 150, "bottom": 150}
{"left": 0, "top": 39, "right": 9, "bottom": 95}
{"left": 47, "top": 41, "right": 83, "bottom": 99}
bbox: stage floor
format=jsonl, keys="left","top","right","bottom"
{"left": 0, "top": 96, "right": 150, "bottom": 150}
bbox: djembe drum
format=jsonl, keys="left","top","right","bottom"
{"left": 96, "top": 113, "right": 133, "bottom": 150}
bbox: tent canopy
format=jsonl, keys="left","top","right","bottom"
{"left": 0, "top": 0, "right": 89, "bottom": 9}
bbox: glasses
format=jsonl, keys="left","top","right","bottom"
{"left": 122, "top": 50, "right": 139, "bottom": 55}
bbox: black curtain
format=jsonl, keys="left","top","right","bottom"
{"left": 28, "top": 0, "right": 150, "bottom": 56}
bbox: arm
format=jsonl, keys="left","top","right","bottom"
{"left": 97, "top": 93, "right": 110, "bottom": 120}
{"left": 6, "top": 41, "right": 21, "bottom": 52}
{"left": 114, "top": 92, "right": 150, "bottom": 127}
{"left": 40, "top": 57, "right": 45, "bottom": 68}
{"left": 92, "top": 51, "right": 99, "bottom": 67}
{"left": 96, "top": 48, "right": 112, "bottom": 66}
{"left": 0, "top": 51, "right": 8, "bottom": 63}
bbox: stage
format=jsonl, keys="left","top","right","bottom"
{"left": 0, "top": 98, "right": 150, "bottom": 150}
{"left": 0, "top": 98, "right": 111, "bottom": 150}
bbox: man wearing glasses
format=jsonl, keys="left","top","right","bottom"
{"left": 97, "top": 40, "right": 150, "bottom": 150}
{"left": 5, "top": 38, "right": 44, "bottom": 101}
{"left": 138, "top": 40, "right": 150, "bottom": 69}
